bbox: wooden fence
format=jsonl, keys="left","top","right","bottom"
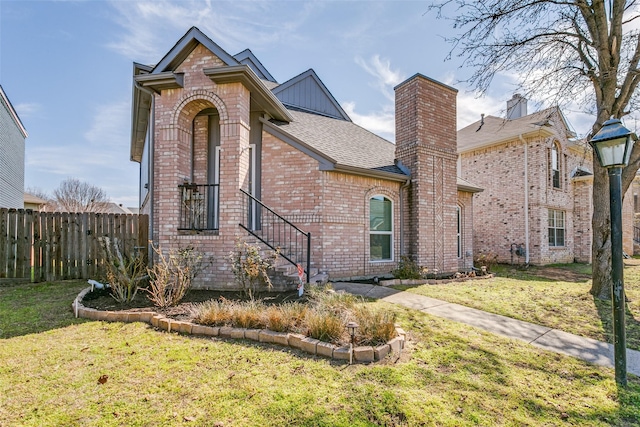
{"left": 0, "top": 209, "right": 148, "bottom": 283}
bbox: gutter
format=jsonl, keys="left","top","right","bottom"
{"left": 399, "top": 178, "right": 411, "bottom": 256}
{"left": 519, "top": 134, "right": 530, "bottom": 264}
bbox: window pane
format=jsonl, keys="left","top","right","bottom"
{"left": 556, "top": 229, "right": 565, "bottom": 246}
{"left": 370, "top": 197, "right": 392, "bottom": 231}
{"left": 370, "top": 234, "right": 391, "bottom": 261}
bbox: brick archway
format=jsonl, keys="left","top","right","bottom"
{"left": 171, "top": 90, "right": 229, "bottom": 130}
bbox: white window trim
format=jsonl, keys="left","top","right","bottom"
{"left": 548, "top": 209, "right": 565, "bottom": 247}
{"left": 369, "top": 195, "right": 394, "bottom": 262}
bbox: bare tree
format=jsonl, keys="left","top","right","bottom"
{"left": 430, "top": 0, "right": 640, "bottom": 299}
{"left": 51, "top": 178, "right": 111, "bottom": 213}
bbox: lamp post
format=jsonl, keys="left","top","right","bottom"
{"left": 346, "top": 321, "right": 358, "bottom": 365}
{"left": 589, "top": 118, "right": 636, "bottom": 387}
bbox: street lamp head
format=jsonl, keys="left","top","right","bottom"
{"left": 589, "top": 118, "right": 636, "bottom": 168}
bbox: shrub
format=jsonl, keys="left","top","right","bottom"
{"left": 98, "top": 236, "right": 147, "bottom": 303}
{"left": 306, "top": 285, "right": 361, "bottom": 314}
{"left": 191, "top": 299, "right": 233, "bottom": 326}
{"left": 353, "top": 306, "right": 397, "bottom": 346}
{"left": 474, "top": 251, "right": 499, "bottom": 273}
{"left": 146, "top": 244, "right": 208, "bottom": 308}
{"left": 392, "top": 256, "right": 423, "bottom": 280}
{"left": 229, "top": 239, "right": 278, "bottom": 298}
{"left": 305, "top": 310, "right": 345, "bottom": 344}
{"left": 232, "top": 300, "right": 265, "bottom": 329}
{"left": 263, "top": 305, "right": 289, "bottom": 332}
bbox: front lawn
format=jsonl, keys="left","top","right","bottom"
{"left": 0, "top": 279, "right": 639, "bottom": 426}
{"left": 395, "top": 261, "right": 640, "bottom": 351}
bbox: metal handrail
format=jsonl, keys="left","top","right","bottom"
{"left": 239, "top": 189, "right": 311, "bottom": 281}
{"left": 178, "top": 183, "right": 219, "bottom": 231}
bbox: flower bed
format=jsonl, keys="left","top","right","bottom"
{"left": 72, "top": 287, "right": 405, "bottom": 364}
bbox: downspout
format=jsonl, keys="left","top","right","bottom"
{"left": 399, "top": 178, "right": 411, "bottom": 256}
{"left": 519, "top": 134, "right": 530, "bottom": 264}
{"left": 134, "top": 80, "right": 155, "bottom": 250}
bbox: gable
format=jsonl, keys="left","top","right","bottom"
{"left": 152, "top": 27, "right": 239, "bottom": 74}
{"left": 233, "top": 49, "right": 276, "bottom": 83}
{"left": 273, "top": 69, "right": 351, "bottom": 121}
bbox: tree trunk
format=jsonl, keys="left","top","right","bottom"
{"left": 590, "top": 158, "right": 612, "bottom": 300}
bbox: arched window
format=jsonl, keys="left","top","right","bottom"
{"left": 370, "top": 196, "right": 393, "bottom": 261}
{"left": 551, "top": 142, "right": 561, "bottom": 188}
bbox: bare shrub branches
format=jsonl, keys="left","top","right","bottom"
{"left": 146, "top": 244, "right": 209, "bottom": 309}
{"left": 98, "top": 236, "right": 147, "bottom": 303}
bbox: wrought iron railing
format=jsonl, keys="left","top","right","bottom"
{"left": 239, "top": 189, "right": 311, "bottom": 281}
{"left": 178, "top": 183, "right": 219, "bottom": 231}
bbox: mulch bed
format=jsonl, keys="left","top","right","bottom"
{"left": 81, "top": 287, "right": 303, "bottom": 320}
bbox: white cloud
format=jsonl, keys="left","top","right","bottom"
{"left": 342, "top": 101, "right": 395, "bottom": 141}
{"left": 456, "top": 90, "right": 504, "bottom": 129}
{"left": 105, "top": 0, "right": 319, "bottom": 62}
{"left": 13, "top": 102, "right": 40, "bottom": 118}
{"left": 25, "top": 99, "right": 138, "bottom": 204}
{"left": 355, "top": 55, "right": 405, "bottom": 102}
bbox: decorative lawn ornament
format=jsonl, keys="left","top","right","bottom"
{"left": 297, "top": 264, "right": 305, "bottom": 297}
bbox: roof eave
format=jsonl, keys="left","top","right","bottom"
{"left": 205, "top": 65, "right": 293, "bottom": 122}
{"left": 130, "top": 65, "right": 154, "bottom": 163}
{"left": 457, "top": 183, "right": 484, "bottom": 193}
{"left": 0, "top": 85, "right": 28, "bottom": 138}
{"left": 332, "top": 164, "right": 409, "bottom": 182}
{"left": 458, "top": 127, "right": 556, "bottom": 154}
{"left": 135, "top": 72, "right": 184, "bottom": 94}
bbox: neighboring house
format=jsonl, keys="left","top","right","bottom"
{"left": 104, "top": 203, "right": 135, "bottom": 214}
{"left": 458, "top": 94, "right": 633, "bottom": 265}
{"left": 130, "top": 27, "right": 481, "bottom": 289}
{"left": 0, "top": 85, "right": 27, "bottom": 209}
{"left": 23, "top": 193, "right": 48, "bottom": 211}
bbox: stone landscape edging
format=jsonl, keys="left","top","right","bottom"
{"left": 379, "top": 273, "right": 494, "bottom": 287}
{"left": 72, "top": 287, "right": 405, "bottom": 364}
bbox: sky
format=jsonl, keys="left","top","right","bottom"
{"left": 0, "top": 0, "right": 598, "bottom": 208}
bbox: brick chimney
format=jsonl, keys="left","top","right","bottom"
{"left": 394, "top": 74, "right": 458, "bottom": 274}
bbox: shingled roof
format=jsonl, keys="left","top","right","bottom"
{"left": 263, "top": 109, "right": 407, "bottom": 180}
{"left": 458, "top": 107, "right": 566, "bottom": 153}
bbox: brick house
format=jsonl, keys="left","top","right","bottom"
{"left": 0, "top": 85, "right": 27, "bottom": 209}
{"left": 458, "top": 94, "right": 633, "bottom": 265}
{"left": 130, "top": 27, "right": 481, "bottom": 289}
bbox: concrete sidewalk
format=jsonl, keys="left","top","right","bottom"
{"left": 332, "top": 282, "right": 640, "bottom": 377}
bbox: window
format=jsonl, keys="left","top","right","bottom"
{"left": 551, "top": 143, "right": 561, "bottom": 188}
{"left": 370, "top": 196, "right": 393, "bottom": 261}
{"left": 548, "top": 209, "right": 565, "bottom": 247}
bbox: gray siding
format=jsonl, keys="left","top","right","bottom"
{"left": 275, "top": 74, "right": 347, "bottom": 120}
{"left": 0, "top": 92, "right": 26, "bottom": 209}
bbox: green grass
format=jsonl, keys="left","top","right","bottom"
{"left": 0, "top": 280, "right": 88, "bottom": 339}
{"left": 395, "top": 262, "right": 640, "bottom": 351}
{"left": 0, "top": 278, "right": 639, "bottom": 426}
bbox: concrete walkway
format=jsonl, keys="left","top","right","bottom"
{"left": 332, "top": 282, "right": 640, "bottom": 377}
